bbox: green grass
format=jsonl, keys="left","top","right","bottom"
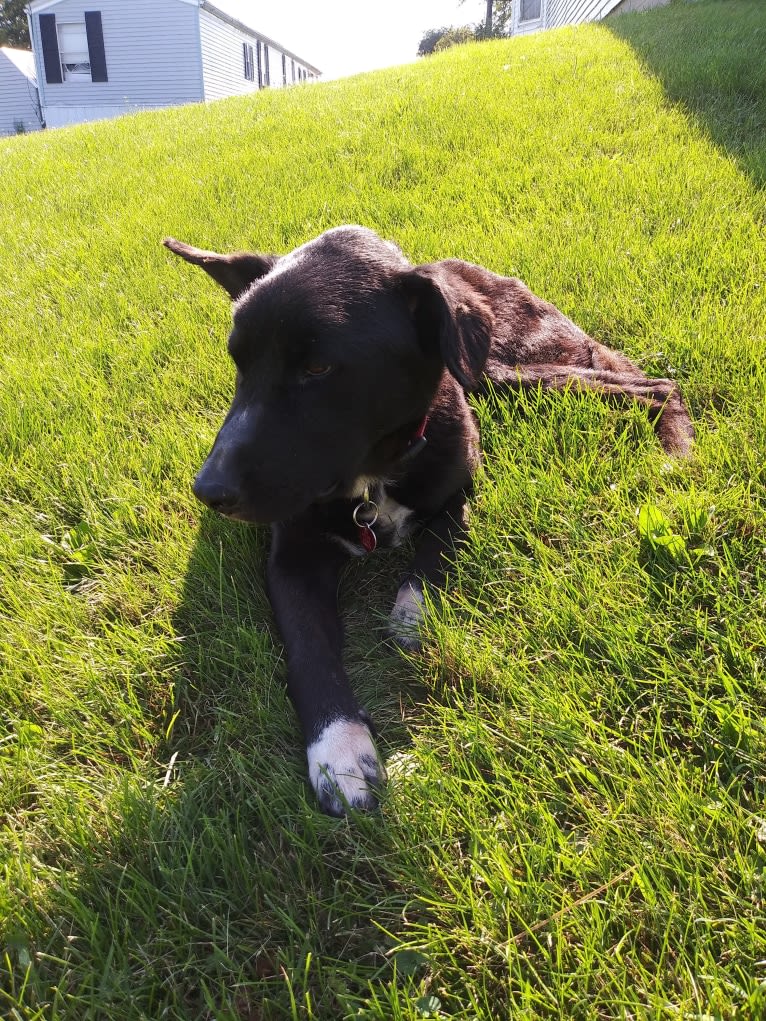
{"left": 1, "top": 0, "right": 765, "bottom": 1016}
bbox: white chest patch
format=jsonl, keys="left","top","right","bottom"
{"left": 375, "top": 486, "right": 416, "bottom": 546}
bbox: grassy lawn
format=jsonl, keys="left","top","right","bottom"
{"left": 1, "top": 0, "right": 765, "bottom": 1016}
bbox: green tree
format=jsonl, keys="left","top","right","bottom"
{"left": 0, "top": 0, "right": 31, "bottom": 48}
{"left": 418, "top": 2, "right": 514, "bottom": 56}
{"left": 471, "top": 0, "right": 514, "bottom": 37}
{"left": 418, "top": 26, "right": 452, "bottom": 57}
{"left": 434, "top": 26, "right": 477, "bottom": 52}
{"left": 418, "top": 24, "right": 480, "bottom": 56}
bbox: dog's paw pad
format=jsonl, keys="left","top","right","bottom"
{"left": 307, "top": 719, "right": 386, "bottom": 816}
{"left": 389, "top": 581, "right": 425, "bottom": 651}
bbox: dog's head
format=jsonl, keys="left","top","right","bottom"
{"left": 165, "top": 226, "right": 492, "bottom": 523}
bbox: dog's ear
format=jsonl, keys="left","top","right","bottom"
{"left": 163, "top": 238, "right": 279, "bottom": 300}
{"left": 399, "top": 263, "right": 493, "bottom": 390}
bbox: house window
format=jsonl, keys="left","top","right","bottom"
{"left": 282, "top": 53, "right": 287, "bottom": 85}
{"left": 243, "top": 43, "right": 254, "bottom": 81}
{"left": 519, "top": 0, "right": 542, "bottom": 21}
{"left": 256, "top": 41, "right": 262, "bottom": 87}
{"left": 58, "top": 22, "right": 91, "bottom": 81}
{"left": 264, "top": 45, "right": 270, "bottom": 86}
{"left": 291, "top": 58, "right": 295, "bottom": 83}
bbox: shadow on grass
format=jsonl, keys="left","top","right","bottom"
{"left": 10, "top": 513, "right": 432, "bottom": 1018}
{"left": 168, "top": 508, "right": 424, "bottom": 774}
{"left": 606, "top": 0, "right": 766, "bottom": 188}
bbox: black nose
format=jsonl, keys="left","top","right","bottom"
{"left": 192, "top": 474, "right": 239, "bottom": 513}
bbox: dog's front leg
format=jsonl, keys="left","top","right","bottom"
{"left": 268, "top": 523, "right": 385, "bottom": 815}
{"left": 390, "top": 490, "right": 470, "bottom": 651}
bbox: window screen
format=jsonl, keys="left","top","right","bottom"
{"left": 58, "top": 22, "right": 91, "bottom": 80}
{"left": 519, "top": 0, "right": 542, "bottom": 21}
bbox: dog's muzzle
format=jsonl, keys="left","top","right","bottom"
{"left": 192, "top": 472, "right": 240, "bottom": 515}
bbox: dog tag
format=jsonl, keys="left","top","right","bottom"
{"left": 353, "top": 487, "right": 379, "bottom": 554}
{"left": 359, "top": 524, "right": 377, "bottom": 552}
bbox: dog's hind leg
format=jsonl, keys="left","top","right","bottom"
{"left": 483, "top": 362, "right": 694, "bottom": 455}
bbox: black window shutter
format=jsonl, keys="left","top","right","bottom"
{"left": 39, "top": 13, "right": 63, "bottom": 84}
{"left": 85, "top": 12, "right": 108, "bottom": 82}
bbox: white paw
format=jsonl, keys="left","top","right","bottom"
{"left": 307, "top": 718, "right": 386, "bottom": 816}
{"left": 389, "top": 581, "right": 425, "bottom": 651}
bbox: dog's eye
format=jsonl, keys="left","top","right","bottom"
{"left": 303, "top": 364, "right": 332, "bottom": 379}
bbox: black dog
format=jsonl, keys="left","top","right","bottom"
{"left": 164, "top": 226, "right": 693, "bottom": 815}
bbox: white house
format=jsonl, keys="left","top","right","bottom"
{"left": 25, "top": 0, "right": 320, "bottom": 130}
{"left": 0, "top": 46, "right": 42, "bottom": 135}
{"left": 510, "top": 0, "right": 670, "bottom": 36}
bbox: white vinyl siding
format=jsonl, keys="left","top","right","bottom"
{"left": 200, "top": 12, "right": 302, "bottom": 99}
{"left": 27, "top": 0, "right": 318, "bottom": 128}
{"left": 200, "top": 7, "right": 267, "bottom": 99}
{"left": 546, "top": 0, "right": 623, "bottom": 28}
{"left": 263, "top": 45, "right": 289, "bottom": 88}
{"left": 0, "top": 49, "right": 41, "bottom": 136}
{"left": 31, "top": 0, "right": 202, "bottom": 119}
{"left": 511, "top": 0, "right": 666, "bottom": 33}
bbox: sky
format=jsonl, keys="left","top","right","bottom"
{"left": 213, "top": 1, "right": 488, "bottom": 80}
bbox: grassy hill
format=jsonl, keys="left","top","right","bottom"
{"left": 1, "top": 0, "right": 765, "bottom": 1017}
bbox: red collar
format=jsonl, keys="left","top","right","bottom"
{"left": 397, "top": 414, "right": 428, "bottom": 465}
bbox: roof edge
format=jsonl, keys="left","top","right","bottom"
{"left": 25, "top": 0, "right": 321, "bottom": 75}
{"left": 200, "top": 1, "right": 321, "bottom": 75}
{"left": 0, "top": 45, "right": 37, "bottom": 79}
